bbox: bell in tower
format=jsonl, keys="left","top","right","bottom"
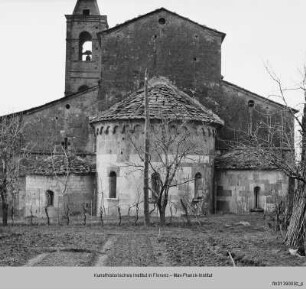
{"left": 64, "top": 0, "right": 108, "bottom": 95}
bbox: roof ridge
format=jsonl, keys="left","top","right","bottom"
{"left": 98, "top": 7, "right": 226, "bottom": 42}
{"left": 0, "top": 85, "right": 99, "bottom": 118}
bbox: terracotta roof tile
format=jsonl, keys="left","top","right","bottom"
{"left": 215, "top": 150, "right": 276, "bottom": 170}
{"left": 20, "top": 154, "right": 95, "bottom": 176}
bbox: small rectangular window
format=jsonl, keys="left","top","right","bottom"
{"left": 83, "top": 9, "right": 90, "bottom": 16}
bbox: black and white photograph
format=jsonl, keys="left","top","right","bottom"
{"left": 0, "top": 0, "right": 306, "bottom": 288}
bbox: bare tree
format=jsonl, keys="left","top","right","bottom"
{"left": 117, "top": 206, "right": 122, "bottom": 226}
{"left": 98, "top": 181, "right": 106, "bottom": 226}
{"left": 44, "top": 206, "right": 50, "bottom": 226}
{"left": 126, "top": 188, "right": 143, "bottom": 225}
{"left": 64, "top": 203, "right": 70, "bottom": 225}
{"left": 0, "top": 114, "right": 27, "bottom": 226}
{"left": 232, "top": 65, "right": 306, "bottom": 255}
{"left": 128, "top": 115, "right": 208, "bottom": 226}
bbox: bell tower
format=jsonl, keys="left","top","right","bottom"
{"left": 65, "top": 0, "right": 108, "bottom": 95}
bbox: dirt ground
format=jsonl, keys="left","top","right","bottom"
{"left": 0, "top": 214, "right": 306, "bottom": 267}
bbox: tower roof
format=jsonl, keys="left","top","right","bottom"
{"left": 90, "top": 77, "right": 224, "bottom": 126}
{"left": 73, "top": 0, "right": 101, "bottom": 16}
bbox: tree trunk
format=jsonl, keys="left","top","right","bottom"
{"left": 45, "top": 207, "right": 50, "bottom": 226}
{"left": 285, "top": 185, "right": 306, "bottom": 256}
{"left": 157, "top": 197, "right": 166, "bottom": 226}
{"left": 1, "top": 183, "right": 8, "bottom": 226}
{"left": 285, "top": 179, "right": 295, "bottom": 229}
{"left": 11, "top": 206, "right": 15, "bottom": 226}
{"left": 100, "top": 206, "right": 104, "bottom": 226}
{"left": 2, "top": 202, "right": 8, "bottom": 226}
{"left": 118, "top": 207, "right": 122, "bottom": 226}
{"left": 135, "top": 204, "right": 139, "bottom": 225}
{"left": 159, "top": 207, "right": 166, "bottom": 226}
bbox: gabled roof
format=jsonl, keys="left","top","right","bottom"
{"left": 90, "top": 77, "right": 224, "bottom": 126}
{"left": 99, "top": 7, "right": 226, "bottom": 42}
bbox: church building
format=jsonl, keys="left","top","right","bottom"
{"left": 3, "top": 0, "right": 293, "bottom": 219}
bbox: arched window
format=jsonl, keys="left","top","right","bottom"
{"left": 151, "top": 173, "right": 161, "bottom": 201}
{"left": 46, "top": 190, "right": 54, "bottom": 207}
{"left": 254, "top": 186, "right": 260, "bottom": 209}
{"left": 79, "top": 32, "right": 92, "bottom": 61}
{"left": 109, "top": 171, "right": 117, "bottom": 198}
{"left": 194, "top": 173, "right": 202, "bottom": 199}
{"left": 78, "top": 85, "right": 89, "bottom": 92}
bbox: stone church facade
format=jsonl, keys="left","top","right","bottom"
{"left": 2, "top": 0, "right": 294, "bottom": 219}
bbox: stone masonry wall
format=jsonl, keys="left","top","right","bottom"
{"left": 99, "top": 10, "right": 223, "bottom": 110}
{"left": 215, "top": 170, "right": 289, "bottom": 213}
{"left": 94, "top": 120, "right": 216, "bottom": 216}
{"left": 214, "top": 82, "right": 294, "bottom": 150}
{"left": 98, "top": 10, "right": 294, "bottom": 151}
{"left": 24, "top": 174, "right": 95, "bottom": 220}
{"left": 65, "top": 15, "right": 108, "bottom": 94}
{"left": 22, "top": 88, "right": 99, "bottom": 153}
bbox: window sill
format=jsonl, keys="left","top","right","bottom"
{"left": 250, "top": 208, "right": 264, "bottom": 213}
{"left": 106, "top": 198, "right": 119, "bottom": 201}
{"left": 73, "top": 60, "right": 94, "bottom": 63}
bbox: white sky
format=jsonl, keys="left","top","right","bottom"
{"left": 0, "top": 0, "right": 305, "bottom": 116}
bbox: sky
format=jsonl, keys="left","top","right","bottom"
{"left": 0, "top": 0, "right": 306, "bottom": 116}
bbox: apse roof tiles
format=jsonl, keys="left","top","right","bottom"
{"left": 90, "top": 78, "right": 224, "bottom": 126}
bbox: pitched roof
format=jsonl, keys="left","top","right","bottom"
{"left": 215, "top": 149, "right": 276, "bottom": 170}
{"left": 20, "top": 154, "right": 95, "bottom": 176}
{"left": 90, "top": 77, "right": 224, "bottom": 126}
{"left": 99, "top": 8, "right": 226, "bottom": 42}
